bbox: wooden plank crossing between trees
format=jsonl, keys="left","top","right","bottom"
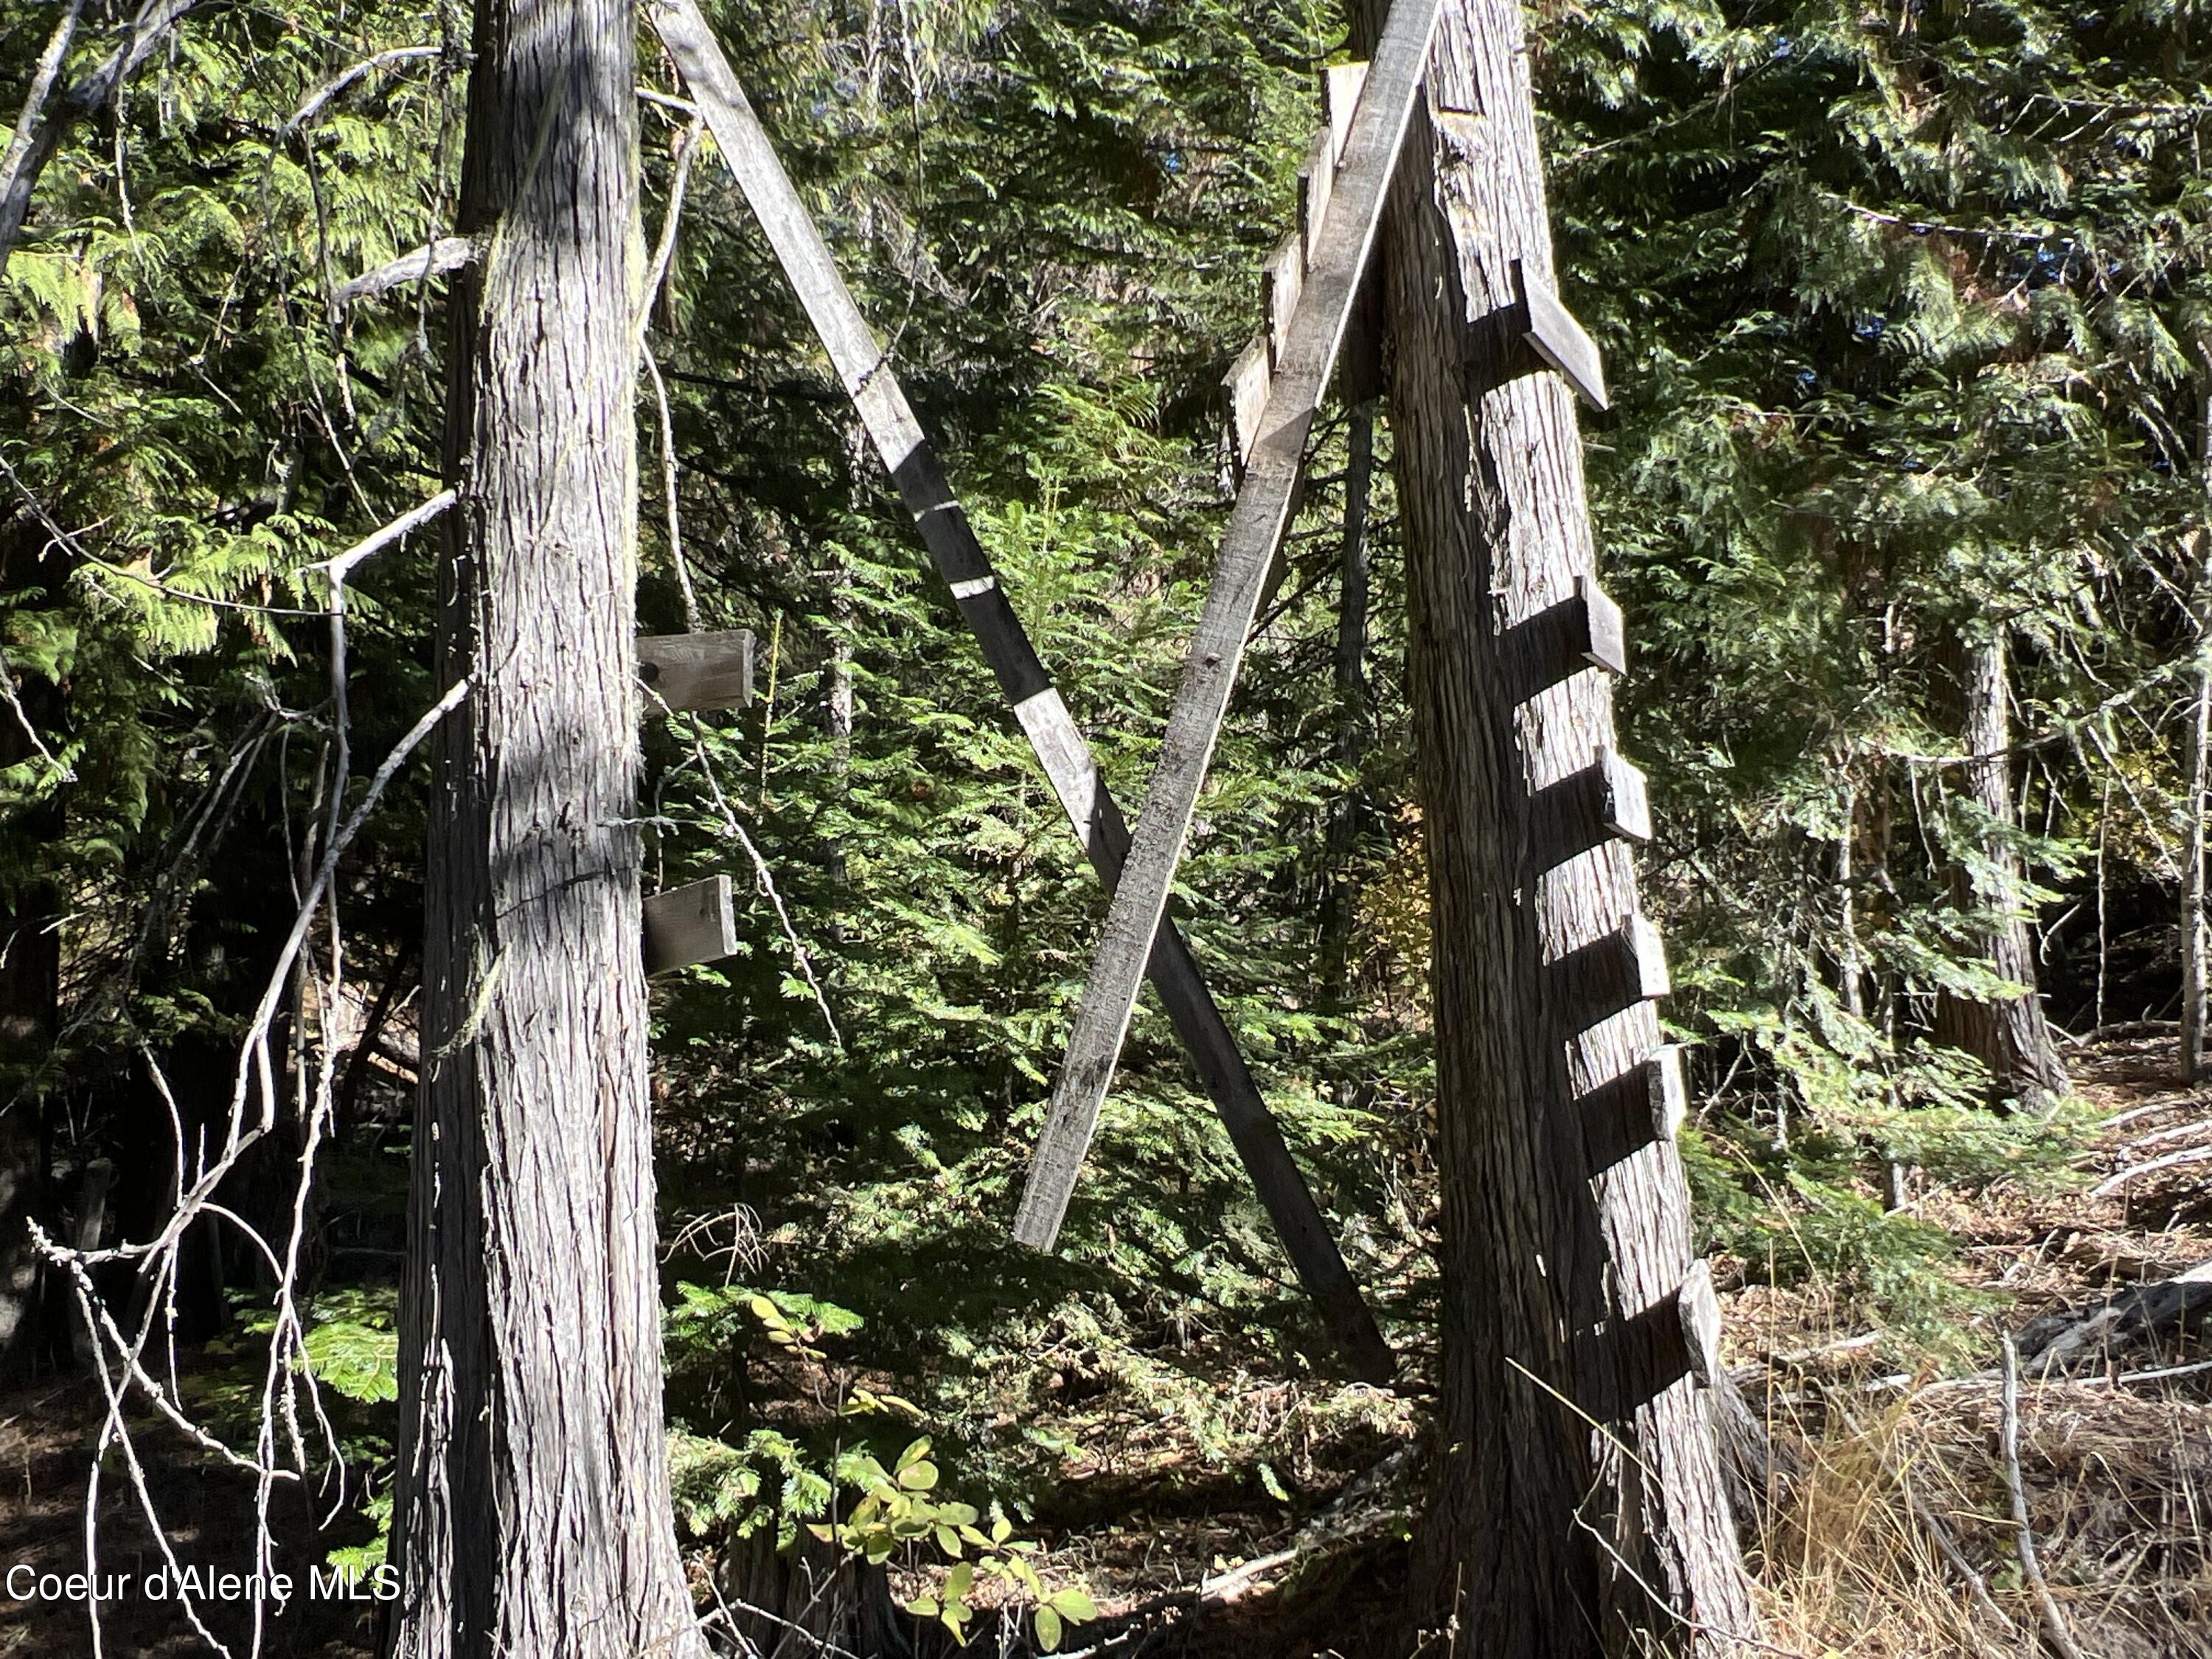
{"left": 650, "top": 0, "right": 1397, "bottom": 1383}
{"left": 1012, "top": 0, "right": 1444, "bottom": 1254}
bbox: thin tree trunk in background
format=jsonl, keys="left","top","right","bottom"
{"left": 2183, "top": 617, "right": 2208, "bottom": 1083}
{"left": 0, "top": 879, "right": 57, "bottom": 1381}
{"left": 1843, "top": 773, "right": 1910, "bottom": 1206}
{"left": 2183, "top": 371, "right": 2212, "bottom": 1085}
{"left": 1357, "top": 0, "right": 1757, "bottom": 1650}
{"left": 1933, "top": 633, "right": 2070, "bottom": 1112}
{"left": 827, "top": 580, "right": 855, "bottom": 940}
{"left": 1319, "top": 400, "right": 1375, "bottom": 1008}
{"left": 389, "top": 2, "right": 706, "bottom": 1655}
{"left": 1837, "top": 773, "right": 1864, "bottom": 1020}
{"left": 0, "top": 653, "right": 60, "bottom": 1381}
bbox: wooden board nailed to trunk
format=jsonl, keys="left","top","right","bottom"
{"left": 638, "top": 629, "right": 754, "bottom": 712}
{"left": 644, "top": 875, "right": 739, "bottom": 975}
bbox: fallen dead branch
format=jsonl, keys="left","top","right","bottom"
{"left": 2000, "top": 1336, "right": 2088, "bottom": 1659}
{"left": 2092, "top": 1141, "right": 2212, "bottom": 1197}
{"left": 2014, "top": 1259, "right": 2212, "bottom": 1377}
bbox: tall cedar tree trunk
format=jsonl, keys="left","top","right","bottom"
{"left": 1354, "top": 1, "right": 1758, "bottom": 1651}
{"left": 1932, "top": 634, "right": 2069, "bottom": 1112}
{"left": 389, "top": 4, "right": 707, "bottom": 1655}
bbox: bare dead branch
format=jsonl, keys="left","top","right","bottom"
{"left": 2091, "top": 1141, "right": 2212, "bottom": 1196}
{"left": 0, "top": 0, "right": 90, "bottom": 268}
{"left": 1999, "top": 1337, "right": 2089, "bottom": 1659}
{"left": 669, "top": 714, "right": 843, "bottom": 1048}
{"left": 330, "top": 237, "right": 476, "bottom": 307}
{"left": 0, "top": 0, "right": 202, "bottom": 271}
{"left": 282, "top": 44, "right": 441, "bottom": 137}
{"left": 644, "top": 349, "right": 703, "bottom": 632}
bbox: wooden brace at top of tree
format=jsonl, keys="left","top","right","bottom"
{"left": 1010, "top": 0, "right": 1444, "bottom": 1253}
{"left": 649, "top": 0, "right": 1397, "bottom": 1382}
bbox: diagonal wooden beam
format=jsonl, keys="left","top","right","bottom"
{"left": 1012, "top": 0, "right": 1442, "bottom": 1253}
{"left": 650, "top": 0, "right": 1396, "bottom": 1382}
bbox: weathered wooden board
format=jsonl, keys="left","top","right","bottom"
{"left": 653, "top": 0, "right": 1397, "bottom": 1384}
{"left": 638, "top": 628, "right": 754, "bottom": 712}
{"left": 643, "top": 874, "right": 739, "bottom": 975}
{"left": 1615, "top": 1255, "right": 1722, "bottom": 1411}
{"left": 1516, "top": 260, "right": 1608, "bottom": 411}
{"left": 1222, "top": 333, "right": 1273, "bottom": 470}
{"left": 1502, "top": 574, "right": 1627, "bottom": 701}
{"left": 1325, "top": 62, "right": 1370, "bottom": 166}
{"left": 1263, "top": 232, "right": 1304, "bottom": 369}
{"left": 1012, "top": 0, "right": 1444, "bottom": 1254}
{"left": 1575, "top": 1043, "right": 1686, "bottom": 1172}
{"left": 1325, "top": 63, "right": 1384, "bottom": 406}
{"left": 1527, "top": 746, "right": 1650, "bottom": 869}
{"left": 1677, "top": 1258, "right": 1722, "bottom": 1388}
{"left": 1298, "top": 128, "right": 1334, "bottom": 265}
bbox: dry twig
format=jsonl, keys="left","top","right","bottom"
{"left": 2000, "top": 1336, "right": 2090, "bottom": 1659}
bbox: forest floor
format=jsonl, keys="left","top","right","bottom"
{"left": 1, "top": 1034, "right": 2207, "bottom": 1658}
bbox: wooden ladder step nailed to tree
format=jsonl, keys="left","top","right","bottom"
{"left": 637, "top": 627, "right": 754, "bottom": 713}
{"left": 1354, "top": 0, "right": 1757, "bottom": 1643}
{"left": 649, "top": 0, "right": 1396, "bottom": 1384}
{"left": 1012, "top": 0, "right": 1444, "bottom": 1255}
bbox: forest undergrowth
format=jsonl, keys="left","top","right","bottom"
{"left": 2, "top": 1032, "right": 2205, "bottom": 1659}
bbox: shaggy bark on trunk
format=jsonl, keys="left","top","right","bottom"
{"left": 1355, "top": 1, "right": 1758, "bottom": 1651}
{"left": 1933, "top": 633, "right": 2069, "bottom": 1113}
{"left": 388, "top": 3, "right": 707, "bottom": 1655}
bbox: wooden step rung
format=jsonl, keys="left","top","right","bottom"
{"left": 1503, "top": 574, "right": 1627, "bottom": 701}
{"left": 1325, "top": 62, "right": 1370, "bottom": 166}
{"left": 1676, "top": 1259, "right": 1723, "bottom": 1388}
{"left": 1222, "top": 333, "right": 1272, "bottom": 467}
{"left": 1263, "top": 232, "right": 1304, "bottom": 369}
{"left": 1575, "top": 1043, "right": 1686, "bottom": 1172}
{"left": 1613, "top": 1256, "right": 1724, "bottom": 1412}
{"left": 1528, "top": 746, "right": 1650, "bottom": 869}
{"left": 1516, "top": 260, "right": 1608, "bottom": 411}
{"left": 1548, "top": 911, "right": 1669, "bottom": 1030}
{"left": 642, "top": 874, "right": 739, "bottom": 975}
{"left": 638, "top": 629, "right": 754, "bottom": 712}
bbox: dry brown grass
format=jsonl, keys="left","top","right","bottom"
{"left": 1747, "top": 1034, "right": 2212, "bottom": 1659}
{"left": 1756, "top": 1382, "right": 2212, "bottom": 1658}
